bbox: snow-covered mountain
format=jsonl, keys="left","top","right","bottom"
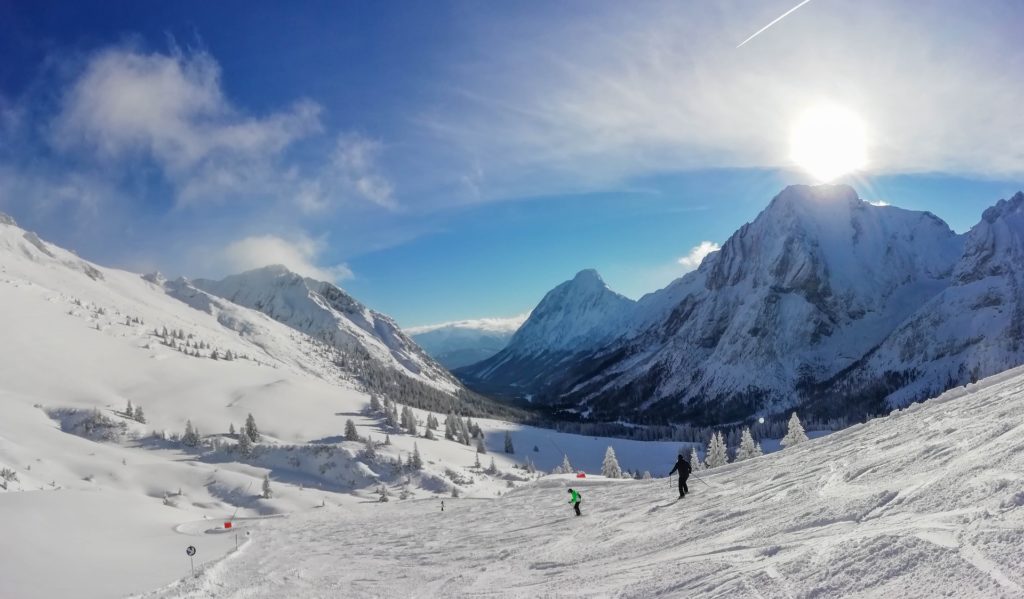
{"left": 193, "top": 266, "right": 460, "bottom": 395}
{"left": 836, "top": 191, "right": 1024, "bottom": 408}
{"left": 407, "top": 314, "right": 527, "bottom": 369}
{"left": 458, "top": 269, "right": 636, "bottom": 400}
{"left": 461, "top": 185, "right": 1024, "bottom": 424}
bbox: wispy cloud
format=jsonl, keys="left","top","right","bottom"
{"left": 51, "top": 46, "right": 322, "bottom": 206}
{"left": 424, "top": 1, "right": 1024, "bottom": 200}
{"left": 678, "top": 241, "right": 721, "bottom": 271}
{"left": 405, "top": 313, "right": 530, "bottom": 335}
{"left": 219, "top": 234, "right": 353, "bottom": 282}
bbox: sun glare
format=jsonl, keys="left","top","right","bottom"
{"left": 790, "top": 104, "right": 868, "bottom": 182}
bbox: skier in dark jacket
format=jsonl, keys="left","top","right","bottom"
{"left": 568, "top": 488, "right": 582, "bottom": 516}
{"left": 668, "top": 453, "right": 692, "bottom": 498}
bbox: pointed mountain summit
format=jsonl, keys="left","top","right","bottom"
{"left": 457, "top": 269, "right": 635, "bottom": 401}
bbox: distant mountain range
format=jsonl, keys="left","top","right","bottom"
{"left": 459, "top": 184, "right": 1024, "bottom": 424}
{"left": 406, "top": 315, "right": 527, "bottom": 369}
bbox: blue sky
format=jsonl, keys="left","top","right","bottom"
{"left": 1, "top": 1, "right": 1022, "bottom": 327}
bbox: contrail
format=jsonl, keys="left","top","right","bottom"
{"left": 737, "top": 0, "right": 816, "bottom": 48}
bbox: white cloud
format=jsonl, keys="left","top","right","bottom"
{"left": 677, "top": 241, "right": 720, "bottom": 271}
{"left": 221, "top": 234, "right": 352, "bottom": 282}
{"left": 405, "top": 313, "right": 530, "bottom": 335}
{"left": 424, "top": 1, "right": 1024, "bottom": 199}
{"left": 50, "top": 47, "right": 322, "bottom": 204}
{"left": 868, "top": 200, "right": 890, "bottom": 207}
{"left": 329, "top": 134, "right": 396, "bottom": 210}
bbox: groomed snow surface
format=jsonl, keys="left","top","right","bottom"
{"left": 138, "top": 369, "right": 1024, "bottom": 599}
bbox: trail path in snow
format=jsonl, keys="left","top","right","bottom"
{"left": 138, "top": 370, "right": 1024, "bottom": 598}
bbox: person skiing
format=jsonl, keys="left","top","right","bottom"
{"left": 668, "top": 452, "right": 692, "bottom": 498}
{"left": 567, "top": 488, "right": 582, "bottom": 516}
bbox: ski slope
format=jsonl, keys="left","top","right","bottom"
{"left": 139, "top": 368, "right": 1024, "bottom": 598}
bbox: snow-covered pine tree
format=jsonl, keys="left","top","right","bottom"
{"left": 486, "top": 456, "right": 497, "bottom": 474}
{"left": 385, "top": 405, "right": 399, "bottom": 429}
{"left": 476, "top": 437, "right": 487, "bottom": 454}
{"left": 244, "top": 413, "right": 260, "bottom": 442}
{"left": 344, "top": 419, "right": 359, "bottom": 441}
{"left": 735, "top": 427, "right": 763, "bottom": 461}
{"left": 410, "top": 443, "right": 423, "bottom": 470}
{"left": 384, "top": 434, "right": 391, "bottom": 445}
{"left": 504, "top": 431, "right": 514, "bottom": 454}
{"left": 405, "top": 408, "right": 418, "bottom": 436}
{"left": 262, "top": 474, "right": 272, "bottom": 499}
{"left": 553, "top": 454, "right": 573, "bottom": 474}
{"left": 237, "top": 429, "right": 253, "bottom": 457}
{"left": 689, "top": 447, "right": 705, "bottom": 471}
{"left": 229, "top": 422, "right": 236, "bottom": 437}
{"left": 642, "top": 471, "right": 652, "bottom": 480}
{"left": 379, "top": 485, "right": 390, "bottom": 502}
{"left": 369, "top": 395, "right": 382, "bottom": 413}
{"left": 400, "top": 406, "right": 410, "bottom": 430}
{"left": 133, "top": 406, "right": 146, "bottom": 424}
{"left": 444, "top": 412, "right": 456, "bottom": 440}
{"left": 424, "top": 427, "right": 435, "bottom": 440}
{"left": 363, "top": 436, "right": 376, "bottom": 459}
{"left": 705, "top": 432, "right": 729, "bottom": 468}
{"left": 427, "top": 413, "right": 438, "bottom": 430}
{"left": 182, "top": 419, "right": 200, "bottom": 447}
{"left": 451, "top": 486, "right": 460, "bottom": 498}
{"left": 474, "top": 452, "right": 481, "bottom": 469}
{"left": 458, "top": 417, "right": 472, "bottom": 445}
{"left": 125, "top": 400, "right": 134, "bottom": 419}
{"left": 525, "top": 457, "right": 536, "bottom": 474}
{"left": 601, "top": 446, "right": 622, "bottom": 478}
{"left": 781, "top": 412, "right": 809, "bottom": 448}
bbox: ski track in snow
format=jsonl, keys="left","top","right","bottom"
{"left": 138, "top": 372, "right": 1024, "bottom": 599}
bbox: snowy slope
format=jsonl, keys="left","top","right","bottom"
{"left": 407, "top": 314, "right": 527, "bottom": 369}
{"left": 459, "top": 269, "right": 636, "bottom": 400}
{"left": 140, "top": 365, "right": 1024, "bottom": 599}
{"left": 194, "top": 266, "right": 460, "bottom": 394}
{"left": 0, "top": 212, "right": 690, "bottom": 598}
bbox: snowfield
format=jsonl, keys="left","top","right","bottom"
{"left": 139, "top": 367, "right": 1024, "bottom": 599}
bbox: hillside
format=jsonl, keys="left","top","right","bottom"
{"left": 142, "top": 365, "right": 1024, "bottom": 598}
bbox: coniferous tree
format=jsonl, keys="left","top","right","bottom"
{"left": 451, "top": 486, "right": 460, "bottom": 498}
{"left": 410, "top": 443, "right": 423, "bottom": 470}
{"left": 486, "top": 456, "right": 497, "bottom": 475}
{"left": 553, "top": 454, "right": 573, "bottom": 474}
{"left": 504, "top": 431, "right": 514, "bottom": 454}
{"left": 689, "top": 447, "right": 705, "bottom": 472}
{"left": 182, "top": 420, "right": 200, "bottom": 447}
{"left": 344, "top": 419, "right": 360, "bottom": 441}
{"left": 369, "top": 395, "right": 382, "bottom": 413}
{"left": 525, "top": 457, "right": 537, "bottom": 474}
{"left": 476, "top": 437, "right": 487, "bottom": 454}
{"left": 237, "top": 430, "right": 253, "bottom": 457}
{"left": 244, "top": 413, "right": 260, "bottom": 442}
{"left": 735, "top": 427, "right": 763, "bottom": 461}
{"left": 444, "top": 412, "right": 456, "bottom": 440}
{"left": 262, "top": 474, "right": 273, "bottom": 499}
{"left": 229, "top": 422, "right": 236, "bottom": 437}
{"left": 405, "top": 407, "right": 418, "bottom": 436}
{"left": 125, "top": 400, "right": 134, "bottom": 419}
{"left": 384, "top": 434, "right": 392, "bottom": 446}
{"left": 133, "top": 406, "right": 146, "bottom": 424}
{"left": 601, "top": 446, "right": 622, "bottom": 478}
{"left": 424, "top": 428, "right": 436, "bottom": 440}
{"left": 642, "top": 471, "right": 652, "bottom": 480}
{"left": 706, "top": 432, "right": 729, "bottom": 468}
{"left": 781, "top": 412, "right": 809, "bottom": 448}
{"left": 474, "top": 452, "right": 481, "bottom": 469}
{"left": 363, "top": 436, "right": 377, "bottom": 459}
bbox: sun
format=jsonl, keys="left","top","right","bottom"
{"left": 790, "top": 104, "right": 868, "bottom": 182}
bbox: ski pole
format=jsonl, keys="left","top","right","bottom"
{"left": 691, "top": 472, "right": 712, "bottom": 488}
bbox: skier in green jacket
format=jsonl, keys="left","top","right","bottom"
{"left": 568, "top": 488, "right": 582, "bottom": 516}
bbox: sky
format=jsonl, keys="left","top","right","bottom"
{"left": 1, "top": 0, "right": 1022, "bottom": 328}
